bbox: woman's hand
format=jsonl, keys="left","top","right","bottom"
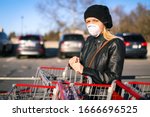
{"left": 69, "top": 56, "right": 79, "bottom": 65}
{"left": 69, "top": 56, "right": 83, "bottom": 74}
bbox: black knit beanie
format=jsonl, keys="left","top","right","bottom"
{"left": 84, "top": 4, "right": 113, "bottom": 28}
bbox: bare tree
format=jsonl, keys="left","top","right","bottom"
{"left": 37, "top": 0, "right": 105, "bottom": 33}
{"left": 111, "top": 5, "right": 126, "bottom": 33}
{"left": 116, "top": 3, "right": 150, "bottom": 41}
{"left": 135, "top": 4, "right": 150, "bottom": 41}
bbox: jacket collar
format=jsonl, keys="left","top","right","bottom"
{"left": 95, "top": 34, "right": 106, "bottom": 44}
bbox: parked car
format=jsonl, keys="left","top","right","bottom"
{"left": 116, "top": 33, "right": 147, "bottom": 58}
{"left": 16, "top": 34, "right": 45, "bottom": 58}
{"left": 0, "top": 32, "right": 13, "bottom": 56}
{"left": 58, "top": 34, "right": 85, "bottom": 59}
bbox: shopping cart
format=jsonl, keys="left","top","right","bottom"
{"left": 124, "top": 81, "right": 150, "bottom": 99}
{"left": 34, "top": 66, "right": 84, "bottom": 85}
{"left": 34, "top": 66, "right": 113, "bottom": 100}
{"left": 6, "top": 80, "right": 146, "bottom": 100}
{"left": 32, "top": 65, "right": 87, "bottom": 99}
{"left": 51, "top": 79, "right": 114, "bottom": 100}
{"left": 3, "top": 66, "right": 84, "bottom": 100}
{"left": 111, "top": 80, "right": 146, "bottom": 100}
{"left": 7, "top": 83, "right": 56, "bottom": 100}
{"left": 53, "top": 80, "right": 148, "bottom": 100}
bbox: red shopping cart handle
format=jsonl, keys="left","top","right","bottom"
{"left": 52, "top": 81, "right": 70, "bottom": 85}
{"left": 74, "top": 82, "right": 111, "bottom": 87}
{"left": 39, "top": 66, "right": 65, "bottom": 70}
{"left": 128, "top": 81, "right": 150, "bottom": 85}
{"left": 115, "top": 80, "right": 145, "bottom": 100}
{"left": 15, "top": 83, "right": 56, "bottom": 89}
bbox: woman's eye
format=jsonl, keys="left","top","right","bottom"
{"left": 93, "top": 19, "right": 98, "bottom": 22}
{"left": 86, "top": 20, "right": 90, "bottom": 24}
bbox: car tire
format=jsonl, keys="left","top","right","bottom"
{"left": 16, "top": 55, "right": 21, "bottom": 59}
{"left": 1, "top": 47, "right": 6, "bottom": 56}
{"left": 40, "top": 54, "right": 46, "bottom": 58}
{"left": 139, "top": 55, "right": 147, "bottom": 59}
{"left": 58, "top": 52, "right": 65, "bottom": 59}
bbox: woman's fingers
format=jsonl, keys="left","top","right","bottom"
{"left": 71, "top": 62, "right": 83, "bottom": 74}
{"left": 69, "top": 56, "right": 79, "bottom": 65}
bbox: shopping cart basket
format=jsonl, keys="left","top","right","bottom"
{"left": 124, "top": 81, "right": 150, "bottom": 99}
{"left": 51, "top": 80, "right": 114, "bottom": 100}
{"left": 111, "top": 80, "right": 145, "bottom": 100}
{"left": 32, "top": 66, "right": 88, "bottom": 98}
{"left": 34, "top": 66, "right": 84, "bottom": 85}
{"left": 53, "top": 79, "right": 148, "bottom": 100}
{"left": 7, "top": 83, "right": 56, "bottom": 100}
{"left": 1, "top": 65, "right": 91, "bottom": 100}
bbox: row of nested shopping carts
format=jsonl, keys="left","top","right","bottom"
{"left": 0, "top": 66, "right": 150, "bottom": 100}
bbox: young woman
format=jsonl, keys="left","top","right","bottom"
{"left": 69, "top": 4, "right": 125, "bottom": 84}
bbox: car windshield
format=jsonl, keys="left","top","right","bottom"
{"left": 0, "top": 32, "right": 8, "bottom": 40}
{"left": 20, "top": 35, "right": 40, "bottom": 41}
{"left": 63, "top": 35, "right": 84, "bottom": 41}
{"left": 123, "top": 35, "right": 145, "bottom": 42}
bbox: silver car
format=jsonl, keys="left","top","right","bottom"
{"left": 16, "top": 35, "right": 45, "bottom": 58}
{"left": 58, "top": 34, "right": 85, "bottom": 59}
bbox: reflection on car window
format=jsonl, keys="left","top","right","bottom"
{"left": 20, "top": 36, "right": 40, "bottom": 41}
{"left": 63, "top": 35, "right": 84, "bottom": 41}
{"left": 123, "top": 35, "right": 145, "bottom": 42}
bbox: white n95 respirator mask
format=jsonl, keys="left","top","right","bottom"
{"left": 87, "top": 24, "right": 101, "bottom": 37}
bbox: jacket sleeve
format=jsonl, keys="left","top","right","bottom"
{"left": 82, "top": 39, "right": 125, "bottom": 84}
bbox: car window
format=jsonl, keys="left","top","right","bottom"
{"left": 0, "top": 32, "right": 8, "bottom": 40}
{"left": 123, "top": 35, "right": 145, "bottom": 42}
{"left": 62, "top": 35, "right": 84, "bottom": 41}
{"left": 20, "top": 35, "right": 40, "bottom": 41}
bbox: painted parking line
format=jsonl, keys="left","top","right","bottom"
{"left": 0, "top": 77, "right": 40, "bottom": 80}
{"left": 57, "top": 58, "right": 62, "bottom": 63}
{"left": 6, "top": 57, "right": 15, "bottom": 62}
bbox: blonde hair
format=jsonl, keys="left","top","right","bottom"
{"left": 103, "top": 27, "right": 121, "bottom": 40}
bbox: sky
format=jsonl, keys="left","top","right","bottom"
{"left": 0, "top": 0, "right": 149, "bottom": 36}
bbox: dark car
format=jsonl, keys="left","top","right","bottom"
{"left": 116, "top": 33, "right": 147, "bottom": 58}
{"left": 58, "top": 34, "right": 85, "bottom": 59}
{"left": 16, "top": 34, "right": 45, "bottom": 58}
{"left": 0, "top": 32, "right": 13, "bottom": 56}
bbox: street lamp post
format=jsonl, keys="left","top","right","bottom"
{"left": 21, "top": 16, "right": 24, "bottom": 35}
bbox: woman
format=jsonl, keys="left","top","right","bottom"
{"left": 69, "top": 4, "right": 125, "bottom": 84}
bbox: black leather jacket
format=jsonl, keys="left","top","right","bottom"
{"left": 80, "top": 34, "right": 125, "bottom": 84}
